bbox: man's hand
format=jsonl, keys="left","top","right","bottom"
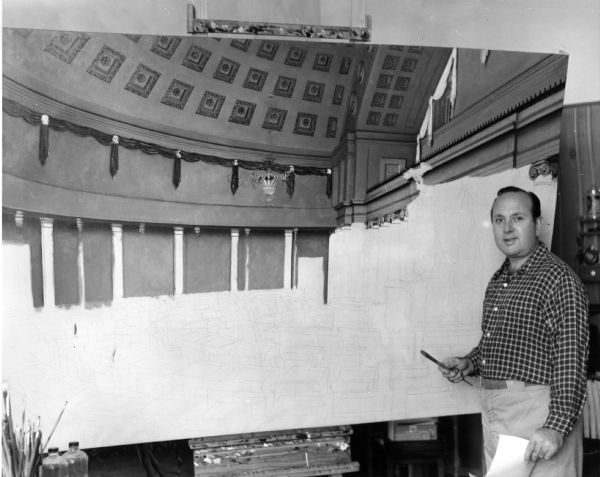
{"left": 439, "top": 357, "right": 474, "bottom": 383}
{"left": 524, "top": 428, "right": 564, "bottom": 463}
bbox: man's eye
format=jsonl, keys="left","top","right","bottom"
{"left": 513, "top": 216, "right": 523, "bottom": 221}
{"left": 494, "top": 217, "right": 503, "bottom": 223}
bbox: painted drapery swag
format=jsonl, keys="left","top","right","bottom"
{"left": 2, "top": 98, "right": 333, "bottom": 199}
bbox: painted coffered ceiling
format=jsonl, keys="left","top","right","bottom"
{"left": 2, "top": 28, "right": 451, "bottom": 164}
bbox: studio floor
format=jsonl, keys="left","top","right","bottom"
{"left": 84, "top": 427, "right": 600, "bottom": 477}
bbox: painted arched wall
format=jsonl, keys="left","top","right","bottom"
{"left": 2, "top": 113, "right": 334, "bottom": 228}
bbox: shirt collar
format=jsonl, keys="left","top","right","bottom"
{"left": 492, "top": 241, "right": 547, "bottom": 280}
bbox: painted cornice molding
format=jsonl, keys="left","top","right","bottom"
{"left": 420, "top": 54, "right": 567, "bottom": 161}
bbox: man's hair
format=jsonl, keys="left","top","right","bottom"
{"left": 492, "top": 186, "right": 541, "bottom": 219}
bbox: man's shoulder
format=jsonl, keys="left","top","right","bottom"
{"left": 535, "top": 247, "right": 585, "bottom": 286}
{"left": 539, "top": 246, "right": 573, "bottom": 271}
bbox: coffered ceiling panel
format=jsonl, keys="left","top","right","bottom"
{"left": 3, "top": 28, "right": 451, "bottom": 162}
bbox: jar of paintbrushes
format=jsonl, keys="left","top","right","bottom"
{"left": 2, "top": 384, "right": 68, "bottom": 477}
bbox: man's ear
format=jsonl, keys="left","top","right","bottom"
{"left": 535, "top": 216, "right": 543, "bottom": 237}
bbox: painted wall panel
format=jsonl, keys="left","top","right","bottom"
{"left": 82, "top": 223, "right": 113, "bottom": 304}
{"left": 297, "top": 230, "right": 330, "bottom": 258}
{"left": 53, "top": 220, "right": 80, "bottom": 307}
{"left": 123, "top": 225, "right": 174, "bottom": 298}
{"left": 248, "top": 230, "right": 285, "bottom": 290}
{"left": 184, "top": 228, "right": 231, "bottom": 293}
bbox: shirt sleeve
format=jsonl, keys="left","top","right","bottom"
{"left": 466, "top": 280, "right": 496, "bottom": 377}
{"left": 465, "top": 346, "right": 481, "bottom": 376}
{"left": 543, "top": 272, "right": 589, "bottom": 436}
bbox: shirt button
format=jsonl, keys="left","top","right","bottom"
{"left": 482, "top": 359, "right": 486, "bottom": 365}
{"left": 503, "top": 283, "right": 508, "bottom": 288}
{"left": 493, "top": 307, "right": 498, "bottom": 312}
{"left": 486, "top": 332, "right": 491, "bottom": 337}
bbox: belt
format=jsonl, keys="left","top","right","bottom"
{"left": 481, "top": 378, "right": 540, "bottom": 390}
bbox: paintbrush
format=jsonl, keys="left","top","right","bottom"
{"left": 42, "top": 401, "right": 68, "bottom": 452}
{"left": 420, "top": 349, "right": 473, "bottom": 386}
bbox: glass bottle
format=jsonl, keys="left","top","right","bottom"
{"left": 62, "top": 441, "right": 89, "bottom": 477}
{"left": 41, "top": 447, "right": 68, "bottom": 477}
{"left": 587, "top": 187, "right": 600, "bottom": 219}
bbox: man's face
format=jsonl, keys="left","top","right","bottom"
{"left": 491, "top": 191, "right": 541, "bottom": 265}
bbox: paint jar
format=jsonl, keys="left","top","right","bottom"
{"left": 41, "top": 447, "right": 68, "bottom": 477}
{"left": 62, "top": 441, "right": 89, "bottom": 477}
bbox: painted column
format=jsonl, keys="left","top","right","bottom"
{"left": 40, "top": 217, "right": 55, "bottom": 307}
{"left": 174, "top": 226, "right": 184, "bottom": 295}
{"left": 230, "top": 228, "right": 239, "bottom": 292}
{"left": 338, "top": 158, "right": 346, "bottom": 204}
{"left": 346, "top": 133, "right": 357, "bottom": 200}
{"left": 244, "top": 228, "right": 251, "bottom": 291}
{"left": 76, "top": 218, "right": 85, "bottom": 305}
{"left": 284, "top": 229, "right": 293, "bottom": 289}
{"left": 292, "top": 228, "right": 298, "bottom": 289}
{"left": 111, "top": 223, "right": 123, "bottom": 300}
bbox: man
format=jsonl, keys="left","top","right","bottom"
{"left": 441, "top": 186, "right": 589, "bottom": 476}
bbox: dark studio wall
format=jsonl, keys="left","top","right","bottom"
{"left": 553, "top": 102, "right": 600, "bottom": 303}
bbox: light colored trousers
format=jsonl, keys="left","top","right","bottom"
{"left": 480, "top": 381, "right": 583, "bottom": 477}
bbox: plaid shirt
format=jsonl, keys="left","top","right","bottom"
{"left": 466, "top": 242, "right": 589, "bottom": 436}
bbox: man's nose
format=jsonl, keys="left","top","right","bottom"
{"left": 503, "top": 219, "right": 514, "bottom": 232}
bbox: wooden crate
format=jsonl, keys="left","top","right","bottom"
{"left": 189, "top": 426, "right": 359, "bottom": 477}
